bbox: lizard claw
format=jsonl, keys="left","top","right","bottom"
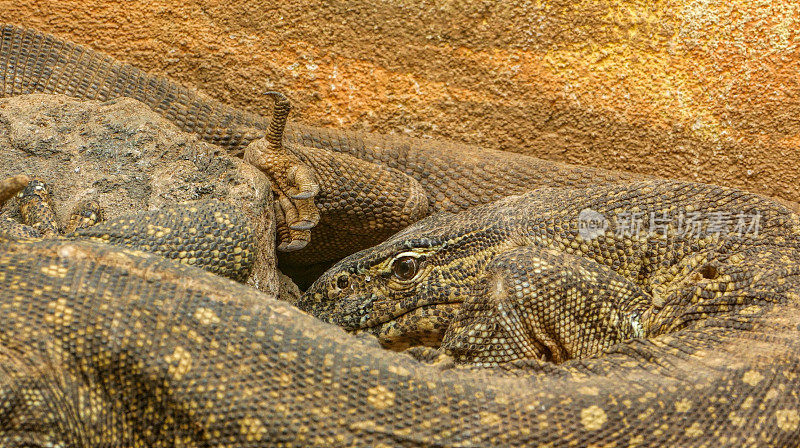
{"left": 64, "top": 200, "right": 105, "bottom": 233}
{"left": 287, "top": 192, "right": 320, "bottom": 230}
{"left": 288, "top": 165, "right": 320, "bottom": 200}
{"left": 19, "top": 178, "right": 59, "bottom": 237}
{"left": 280, "top": 239, "right": 310, "bottom": 252}
{"left": 243, "top": 91, "right": 320, "bottom": 252}
{"left": 289, "top": 219, "right": 317, "bottom": 231}
{"left": 275, "top": 195, "right": 311, "bottom": 251}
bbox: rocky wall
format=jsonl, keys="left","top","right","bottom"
{"left": 2, "top": 0, "right": 798, "bottom": 202}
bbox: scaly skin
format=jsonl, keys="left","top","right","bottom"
{"left": 0, "top": 178, "right": 257, "bottom": 282}
{"left": 302, "top": 180, "right": 800, "bottom": 367}
{"left": 1, "top": 177, "right": 800, "bottom": 446}
{"left": 4, "top": 25, "right": 800, "bottom": 445}
{"left": 0, "top": 23, "right": 654, "bottom": 285}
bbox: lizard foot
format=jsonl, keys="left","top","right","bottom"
{"left": 18, "top": 178, "right": 60, "bottom": 237}
{"left": 63, "top": 200, "right": 104, "bottom": 233}
{"left": 1, "top": 177, "right": 100, "bottom": 239}
{"left": 243, "top": 91, "right": 320, "bottom": 252}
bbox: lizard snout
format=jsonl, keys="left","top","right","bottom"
{"left": 299, "top": 270, "right": 377, "bottom": 331}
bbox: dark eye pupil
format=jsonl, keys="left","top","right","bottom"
{"left": 336, "top": 275, "right": 349, "bottom": 289}
{"left": 393, "top": 256, "right": 418, "bottom": 281}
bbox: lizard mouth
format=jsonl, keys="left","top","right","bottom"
{"left": 353, "top": 301, "right": 464, "bottom": 350}
{"left": 357, "top": 300, "right": 463, "bottom": 330}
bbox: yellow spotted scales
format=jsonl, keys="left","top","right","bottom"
{"left": 0, "top": 177, "right": 256, "bottom": 282}
{"left": 2, "top": 175, "right": 800, "bottom": 446}
{"left": 300, "top": 179, "right": 800, "bottom": 446}
{"left": 2, "top": 24, "right": 800, "bottom": 447}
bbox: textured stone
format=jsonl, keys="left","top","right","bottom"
{"left": 1, "top": 1, "right": 798, "bottom": 203}
{"left": 0, "top": 94, "right": 282, "bottom": 295}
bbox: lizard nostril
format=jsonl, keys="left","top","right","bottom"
{"left": 699, "top": 264, "right": 718, "bottom": 280}
{"left": 336, "top": 274, "right": 350, "bottom": 290}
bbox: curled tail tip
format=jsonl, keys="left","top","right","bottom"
{"left": 263, "top": 90, "right": 292, "bottom": 148}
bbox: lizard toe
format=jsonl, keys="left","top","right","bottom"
{"left": 288, "top": 164, "right": 320, "bottom": 200}
{"left": 274, "top": 196, "right": 312, "bottom": 252}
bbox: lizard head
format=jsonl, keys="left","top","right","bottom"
{"left": 299, "top": 208, "right": 515, "bottom": 351}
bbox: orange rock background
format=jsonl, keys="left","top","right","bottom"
{"left": 2, "top": 1, "right": 799, "bottom": 201}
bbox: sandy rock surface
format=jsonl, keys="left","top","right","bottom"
{"left": 1, "top": 1, "right": 798, "bottom": 204}
{"left": 0, "top": 93, "right": 298, "bottom": 298}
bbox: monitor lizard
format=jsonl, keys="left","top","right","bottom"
{"left": 6, "top": 24, "right": 800, "bottom": 289}
{"left": 1, "top": 174, "right": 800, "bottom": 446}
{"left": 2, "top": 24, "right": 800, "bottom": 446}
{"left": 0, "top": 24, "right": 657, "bottom": 285}
{"left": 300, "top": 178, "right": 800, "bottom": 367}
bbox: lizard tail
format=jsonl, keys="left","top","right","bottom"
{"left": 264, "top": 91, "right": 291, "bottom": 149}
{"left": 0, "top": 24, "right": 266, "bottom": 153}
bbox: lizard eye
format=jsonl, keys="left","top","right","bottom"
{"left": 391, "top": 255, "right": 420, "bottom": 281}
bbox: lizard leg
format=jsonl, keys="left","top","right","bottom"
{"left": 18, "top": 179, "right": 59, "bottom": 237}
{"left": 244, "top": 91, "right": 320, "bottom": 251}
{"left": 63, "top": 200, "right": 104, "bottom": 233}
{"left": 0, "top": 174, "right": 38, "bottom": 239}
{"left": 442, "top": 246, "right": 651, "bottom": 365}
